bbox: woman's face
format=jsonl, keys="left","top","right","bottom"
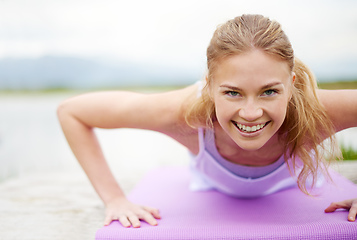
{"left": 211, "top": 49, "right": 295, "bottom": 151}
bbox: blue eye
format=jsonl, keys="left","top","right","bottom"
{"left": 225, "top": 91, "right": 240, "bottom": 97}
{"left": 262, "top": 89, "right": 278, "bottom": 96}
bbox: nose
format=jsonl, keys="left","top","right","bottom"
{"left": 239, "top": 99, "right": 263, "bottom": 122}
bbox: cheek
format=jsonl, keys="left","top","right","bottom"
{"left": 214, "top": 99, "right": 236, "bottom": 119}
{"left": 270, "top": 99, "right": 289, "bottom": 123}
{"left": 214, "top": 102, "right": 228, "bottom": 122}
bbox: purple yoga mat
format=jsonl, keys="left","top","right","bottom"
{"left": 96, "top": 166, "right": 357, "bottom": 240}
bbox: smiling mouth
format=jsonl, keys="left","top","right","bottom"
{"left": 232, "top": 121, "right": 270, "bottom": 133}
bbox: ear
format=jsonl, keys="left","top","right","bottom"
{"left": 289, "top": 72, "right": 296, "bottom": 101}
{"left": 203, "top": 73, "right": 213, "bottom": 100}
{"left": 204, "top": 72, "right": 209, "bottom": 81}
{"left": 291, "top": 72, "right": 296, "bottom": 85}
{"left": 204, "top": 73, "right": 209, "bottom": 85}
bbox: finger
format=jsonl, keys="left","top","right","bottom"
{"left": 324, "top": 203, "right": 338, "bottom": 213}
{"left": 347, "top": 203, "right": 357, "bottom": 222}
{"left": 139, "top": 212, "right": 158, "bottom": 226}
{"left": 143, "top": 206, "right": 161, "bottom": 219}
{"left": 118, "top": 215, "right": 131, "bottom": 228}
{"left": 128, "top": 214, "right": 141, "bottom": 228}
{"left": 104, "top": 218, "right": 112, "bottom": 226}
{"left": 324, "top": 202, "right": 349, "bottom": 213}
{"left": 104, "top": 215, "right": 117, "bottom": 226}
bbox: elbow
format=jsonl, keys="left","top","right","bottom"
{"left": 57, "top": 100, "right": 72, "bottom": 125}
{"left": 56, "top": 99, "right": 92, "bottom": 130}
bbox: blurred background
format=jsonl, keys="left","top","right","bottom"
{"left": 1, "top": 1, "right": 357, "bottom": 238}
{"left": 1, "top": 0, "right": 357, "bottom": 183}
{"left": 1, "top": 0, "right": 357, "bottom": 90}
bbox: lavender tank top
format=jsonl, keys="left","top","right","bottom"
{"left": 189, "top": 128, "right": 325, "bottom": 198}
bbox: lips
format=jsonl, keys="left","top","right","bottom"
{"left": 232, "top": 121, "right": 270, "bottom": 133}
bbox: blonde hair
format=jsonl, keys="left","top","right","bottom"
{"left": 185, "top": 14, "right": 340, "bottom": 194}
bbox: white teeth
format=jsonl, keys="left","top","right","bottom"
{"left": 236, "top": 123, "right": 266, "bottom": 133}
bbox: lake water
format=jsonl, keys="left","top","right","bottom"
{"left": 0, "top": 92, "right": 191, "bottom": 182}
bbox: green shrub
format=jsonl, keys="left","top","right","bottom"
{"left": 340, "top": 144, "right": 357, "bottom": 160}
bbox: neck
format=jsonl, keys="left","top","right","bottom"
{"left": 213, "top": 122, "right": 284, "bottom": 166}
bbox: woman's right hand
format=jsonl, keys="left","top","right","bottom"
{"left": 324, "top": 198, "right": 357, "bottom": 222}
{"left": 104, "top": 197, "right": 161, "bottom": 228}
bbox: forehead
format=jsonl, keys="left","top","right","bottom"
{"left": 212, "top": 50, "right": 291, "bottom": 87}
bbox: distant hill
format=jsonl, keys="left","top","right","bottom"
{"left": 310, "top": 56, "right": 357, "bottom": 82}
{"left": 0, "top": 56, "right": 201, "bottom": 90}
{"left": 0, "top": 55, "right": 356, "bottom": 90}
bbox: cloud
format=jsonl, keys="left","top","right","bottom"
{"left": 0, "top": 0, "right": 356, "bottom": 79}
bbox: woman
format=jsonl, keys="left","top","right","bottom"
{"left": 57, "top": 14, "right": 357, "bottom": 228}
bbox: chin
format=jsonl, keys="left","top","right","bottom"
{"left": 235, "top": 140, "right": 266, "bottom": 151}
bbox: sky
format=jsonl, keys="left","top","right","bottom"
{"left": 1, "top": 0, "right": 357, "bottom": 80}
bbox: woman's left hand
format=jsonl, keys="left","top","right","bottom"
{"left": 324, "top": 198, "right": 357, "bottom": 221}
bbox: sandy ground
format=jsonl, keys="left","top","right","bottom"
{"left": 0, "top": 129, "right": 190, "bottom": 240}
{"left": 0, "top": 93, "right": 356, "bottom": 240}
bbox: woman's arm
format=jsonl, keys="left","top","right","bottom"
{"left": 57, "top": 85, "right": 198, "bottom": 227}
{"left": 317, "top": 89, "right": 357, "bottom": 132}
{"left": 318, "top": 88, "right": 357, "bottom": 222}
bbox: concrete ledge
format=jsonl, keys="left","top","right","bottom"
{"left": 331, "top": 160, "right": 357, "bottom": 184}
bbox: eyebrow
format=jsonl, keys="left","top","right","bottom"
{"left": 219, "top": 82, "right": 283, "bottom": 90}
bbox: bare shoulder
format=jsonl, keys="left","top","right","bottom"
{"left": 145, "top": 84, "right": 200, "bottom": 153}
{"left": 317, "top": 89, "right": 357, "bottom": 131}
{"left": 135, "top": 83, "right": 200, "bottom": 134}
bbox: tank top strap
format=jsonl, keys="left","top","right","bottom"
{"left": 197, "top": 128, "right": 205, "bottom": 153}
{"left": 195, "top": 80, "right": 206, "bottom": 154}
